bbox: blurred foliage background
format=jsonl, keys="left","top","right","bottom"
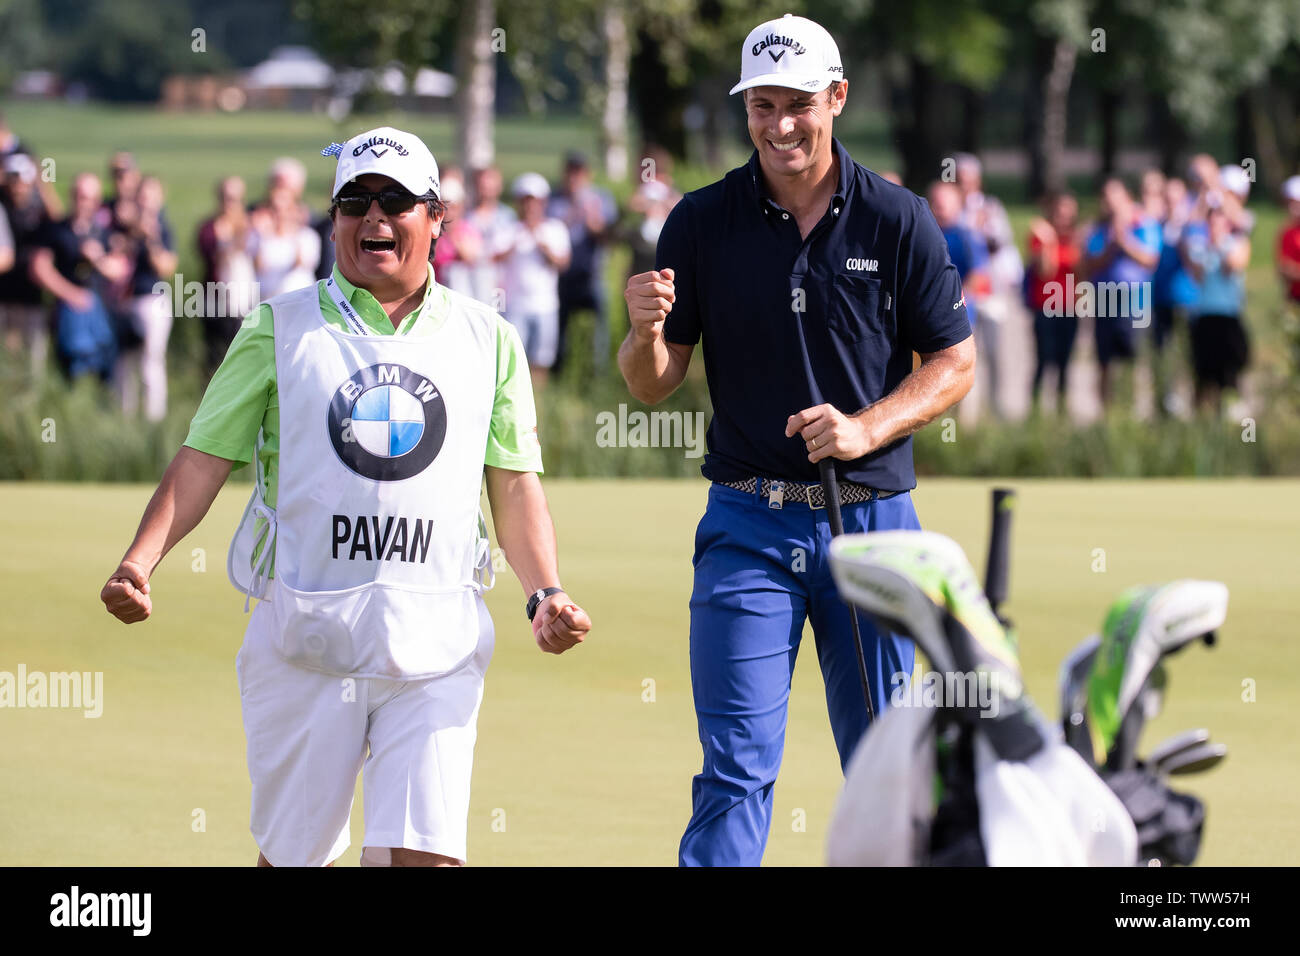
{"left": 3, "top": 0, "right": 1300, "bottom": 479}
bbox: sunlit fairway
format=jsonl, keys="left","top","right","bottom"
{"left": 0, "top": 478, "right": 1295, "bottom": 865}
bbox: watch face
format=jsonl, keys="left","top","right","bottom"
{"left": 528, "top": 588, "right": 560, "bottom": 621}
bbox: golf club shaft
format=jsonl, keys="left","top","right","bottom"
{"left": 788, "top": 279, "right": 875, "bottom": 723}
{"left": 985, "top": 488, "right": 1015, "bottom": 623}
{"left": 820, "top": 458, "right": 876, "bottom": 721}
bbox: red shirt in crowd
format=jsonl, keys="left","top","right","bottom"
{"left": 1026, "top": 229, "right": 1081, "bottom": 311}
{"left": 1277, "top": 221, "right": 1300, "bottom": 303}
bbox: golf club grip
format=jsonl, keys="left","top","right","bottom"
{"left": 985, "top": 487, "right": 1015, "bottom": 612}
{"left": 819, "top": 459, "right": 845, "bottom": 536}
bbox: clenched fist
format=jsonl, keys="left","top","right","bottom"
{"left": 531, "top": 591, "right": 592, "bottom": 655}
{"left": 101, "top": 559, "right": 153, "bottom": 624}
{"left": 623, "top": 268, "right": 675, "bottom": 343}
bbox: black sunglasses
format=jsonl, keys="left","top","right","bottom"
{"left": 334, "top": 189, "right": 431, "bottom": 217}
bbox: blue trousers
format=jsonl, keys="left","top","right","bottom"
{"left": 679, "top": 482, "right": 919, "bottom": 867}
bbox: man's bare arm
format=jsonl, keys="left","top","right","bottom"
{"left": 860, "top": 335, "right": 977, "bottom": 448}
{"left": 484, "top": 466, "right": 591, "bottom": 654}
{"left": 100, "top": 446, "right": 234, "bottom": 623}
{"left": 618, "top": 268, "right": 694, "bottom": 405}
{"left": 786, "top": 335, "right": 976, "bottom": 463}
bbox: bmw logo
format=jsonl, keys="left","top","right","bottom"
{"left": 328, "top": 363, "right": 447, "bottom": 481}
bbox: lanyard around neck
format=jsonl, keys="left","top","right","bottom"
{"left": 324, "top": 275, "right": 370, "bottom": 336}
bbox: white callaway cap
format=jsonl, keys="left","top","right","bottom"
{"left": 1284, "top": 175, "right": 1300, "bottom": 203}
{"left": 324, "top": 126, "right": 440, "bottom": 200}
{"left": 729, "top": 13, "right": 844, "bottom": 96}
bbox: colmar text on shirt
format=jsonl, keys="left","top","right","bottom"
{"left": 332, "top": 514, "right": 435, "bottom": 562}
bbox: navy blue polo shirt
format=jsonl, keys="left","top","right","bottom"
{"left": 657, "top": 138, "right": 971, "bottom": 491}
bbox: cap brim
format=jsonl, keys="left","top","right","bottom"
{"left": 333, "top": 165, "right": 438, "bottom": 200}
{"left": 729, "top": 73, "right": 833, "bottom": 96}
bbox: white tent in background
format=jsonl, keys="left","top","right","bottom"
{"left": 245, "top": 46, "right": 334, "bottom": 91}
{"left": 243, "top": 48, "right": 455, "bottom": 112}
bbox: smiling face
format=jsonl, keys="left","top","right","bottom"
{"left": 331, "top": 173, "right": 442, "bottom": 295}
{"left": 744, "top": 82, "right": 845, "bottom": 184}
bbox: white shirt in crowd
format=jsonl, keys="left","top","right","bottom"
{"left": 252, "top": 226, "right": 321, "bottom": 298}
{"left": 498, "top": 218, "right": 570, "bottom": 319}
{"left": 963, "top": 191, "right": 1023, "bottom": 299}
{"left": 466, "top": 204, "right": 517, "bottom": 307}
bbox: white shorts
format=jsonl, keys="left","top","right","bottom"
{"left": 235, "top": 597, "right": 495, "bottom": 866}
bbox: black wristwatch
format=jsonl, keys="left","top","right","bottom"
{"left": 526, "top": 587, "right": 565, "bottom": 621}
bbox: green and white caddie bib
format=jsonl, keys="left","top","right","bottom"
{"left": 227, "top": 279, "right": 497, "bottom": 679}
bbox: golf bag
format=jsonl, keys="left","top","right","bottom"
{"left": 1059, "top": 580, "right": 1228, "bottom": 866}
{"left": 825, "top": 521, "right": 1227, "bottom": 867}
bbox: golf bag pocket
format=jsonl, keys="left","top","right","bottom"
{"left": 269, "top": 575, "right": 481, "bottom": 680}
{"left": 829, "top": 274, "right": 891, "bottom": 344}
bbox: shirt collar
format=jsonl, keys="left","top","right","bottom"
{"left": 748, "top": 137, "right": 851, "bottom": 214}
{"left": 329, "top": 263, "right": 447, "bottom": 335}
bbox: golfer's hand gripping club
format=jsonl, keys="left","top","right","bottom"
{"left": 785, "top": 404, "right": 877, "bottom": 463}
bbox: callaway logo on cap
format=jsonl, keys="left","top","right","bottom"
{"left": 730, "top": 13, "right": 844, "bottom": 96}
{"left": 324, "top": 126, "right": 441, "bottom": 200}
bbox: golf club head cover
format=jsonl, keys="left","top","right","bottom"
{"left": 1084, "top": 581, "right": 1228, "bottom": 770}
{"left": 828, "top": 531, "right": 1046, "bottom": 761}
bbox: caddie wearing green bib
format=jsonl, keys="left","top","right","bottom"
{"left": 100, "top": 127, "right": 592, "bottom": 868}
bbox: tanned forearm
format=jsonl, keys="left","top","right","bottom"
{"left": 121, "top": 446, "right": 234, "bottom": 574}
{"left": 484, "top": 466, "right": 561, "bottom": 596}
{"left": 855, "top": 338, "right": 976, "bottom": 449}
{"left": 617, "top": 330, "right": 689, "bottom": 405}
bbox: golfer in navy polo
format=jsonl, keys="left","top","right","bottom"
{"left": 620, "top": 14, "right": 976, "bottom": 866}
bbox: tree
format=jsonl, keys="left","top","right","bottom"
{"left": 820, "top": 0, "right": 1010, "bottom": 190}
{"left": 455, "top": 0, "right": 498, "bottom": 171}
{"left": 0, "top": 0, "right": 48, "bottom": 93}
{"left": 1076, "top": 0, "right": 1295, "bottom": 185}
{"left": 600, "top": 1, "right": 631, "bottom": 180}
{"left": 1025, "top": 0, "right": 1090, "bottom": 198}
{"left": 44, "top": 0, "right": 197, "bottom": 101}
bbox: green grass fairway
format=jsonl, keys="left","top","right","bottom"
{"left": 1, "top": 478, "right": 1296, "bottom": 866}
